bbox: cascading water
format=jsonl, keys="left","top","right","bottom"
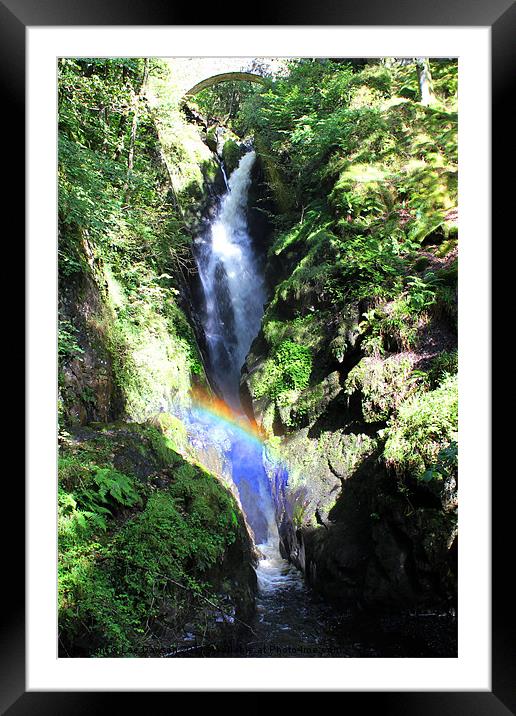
{"left": 193, "top": 150, "right": 277, "bottom": 542}
{"left": 192, "top": 151, "right": 274, "bottom": 544}
{"left": 195, "top": 151, "right": 265, "bottom": 411}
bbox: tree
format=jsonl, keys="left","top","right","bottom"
{"left": 124, "top": 58, "right": 150, "bottom": 201}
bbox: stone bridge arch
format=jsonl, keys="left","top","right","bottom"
{"left": 184, "top": 71, "right": 267, "bottom": 99}
{"left": 161, "top": 58, "right": 278, "bottom": 102}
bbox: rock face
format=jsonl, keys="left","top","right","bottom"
{"left": 58, "top": 245, "right": 124, "bottom": 425}
{"left": 58, "top": 111, "right": 232, "bottom": 429}
{"left": 267, "top": 439, "right": 457, "bottom": 610}
{"left": 222, "top": 138, "right": 246, "bottom": 176}
{"left": 241, "top": 227, "right": 458, "bottom": 613}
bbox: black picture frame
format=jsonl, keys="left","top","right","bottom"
{"left": 6, "top": 0, "right": 511, "bottom": 709}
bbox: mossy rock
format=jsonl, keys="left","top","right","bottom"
{"left": 222, "top": 139, "right": 245, "bottom": 176}
{"left": 148, "top": 412, "right": 188, "bottom": 455}
{"left": 205, "top": 125, "right": 218, "bottom": 152}
{"left": 436, "top": 237, "right": 458, "bottom": 258}
{"left": 58, "top": 420, "right": 256, "bottom": 657}
{"left": 328, "top": 304, "right": 362, "bottom": 363}
{"left": 345, "top": 355, "right": 415, "bottom": 423}
{"left": 290, "top": 372, "right": 342, "bottom": 429}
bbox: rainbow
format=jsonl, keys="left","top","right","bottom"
{"left": 190, "top": 386, "right": 266, "bottom": 445}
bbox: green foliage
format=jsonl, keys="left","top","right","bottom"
{"left": 292, "top": 498, "right": 309, "bottom": 528}
{"left": 59, "top": 454, "right": 141, "bottom": 538}
{"left": 428, "top": 60, "right": 458, "bottom": 107}
{"left": 253, "top": 340, "right": 312, "bottom": 400}
{"left": 241, "top": 59, "right": 455, "bottom": 206}
{"left": 427, "top": 350, "right": 458, "bottom": 387}
{"left": 270, "top": 219, "right": 406, "bottom": 314}
{"left": 58, "top": 58, "right": 210, "bottom": 425}
{"left": 58, "top": 423, "right": 242, "bottom": 656}
{"left": 58, "top": 59, "right": 173, "bottom": 255}
{"left": 359, "top": 300, "right": 419, "bottom": 355}
{"left": 422, "top": 440, "right": 458, "bottom": 483}
{"left": 277, "top": 341, "right": 312, "bottom": 386}
{"left": 148, "top": 412, "right": 188, "bottom": 456}
{"left": 242, "top": 58, "right": 458, "bottom": 466}
{"left": 358, "top": 270, "right": 445, "bottom": 356}
{"left": 58, "top": 320, "right": 84, "bottom": 360}
{"left": 104, "top": 276, "right": 206, "bottom": 419}
{"left": 244, "top": 60, "right": 458, "bottom": 349}
{"left": 405, "top": 273, "right": 440, "bottom": 312}
{"left": 345, "top": 356, "right": 417, "bottom": 423}
{"left": 195, "top": 80, "right": 264, "bottom": 128}
{"left": 383, "top": 374, "right": 458, "bottom": 479}
{"left": 79, "top": 466, "right": 140, "bottom": 513}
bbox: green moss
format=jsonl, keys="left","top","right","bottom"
{"left": 252, "top": 340, "right": 312, "bottom": 401}
{"left": 205, "top": 125, "right": 218, "bottom": 152}
{"left": 427, "top": 350, "right": 458, "bottom": 388}
{"left": 103, "top": 261, "right": 209, "bottom": 421}
{"left": 148, "top": 412, "right": 188, "bottom": 455}
{"left": 360, "top": 298, "right": 423, "bottom": 355}
{"left": 277, "top": 428, "right": 377, "bottom": 504}
{"left": 334, "top": 432, "right": 377, "bottom": 479}
{"left": 293, "top": 383, "right": 325, "bottom": 423}
{"left": 222, "top": 139, "right": 243, "bottom": 175}
{"left": 148, "top": 81, "right": 219, "bottom": 210}
{"left": 263, "top": 313, "right": 325, "bottom": 351}
{"left": 286, "top": 372, "right": 342, "bottom": 429}
{"left": 436, "top": 236, "right": 457, "bottom": 258}
{"left": 329, "top": 163, "right": 393, "bottom": 226}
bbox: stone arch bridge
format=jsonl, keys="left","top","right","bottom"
{"left": 184, "top": 71, "right": 266, "bottom": 98}
{"left": 162, "top": 57, "right": 281, "bottom": 100}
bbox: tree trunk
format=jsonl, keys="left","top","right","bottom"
{"left": 416, "top": 58, "right": 436, "bottom": 107}
{"left": 123, "top": 59, "right": 149, "bottom": 202}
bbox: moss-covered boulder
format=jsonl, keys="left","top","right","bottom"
{"left": 266, "top": 407, "right": 457, "bottom": 610}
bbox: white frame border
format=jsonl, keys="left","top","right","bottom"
{"left": 27, "top": 26, "right": 490, "bottom": 691}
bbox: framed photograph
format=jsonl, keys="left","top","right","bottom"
{"left": 6, "top": 0, "right": 509, "bottom": 708}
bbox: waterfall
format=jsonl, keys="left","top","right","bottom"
{"left": 195, "top": 150, "right": 265, "bottom": 411}
{"left": 193, "top": 150, "right": 275, "bottom": 543}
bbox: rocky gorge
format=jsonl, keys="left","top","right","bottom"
{"left": 58, "top": 57, "right": 458, "bottom": 657}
